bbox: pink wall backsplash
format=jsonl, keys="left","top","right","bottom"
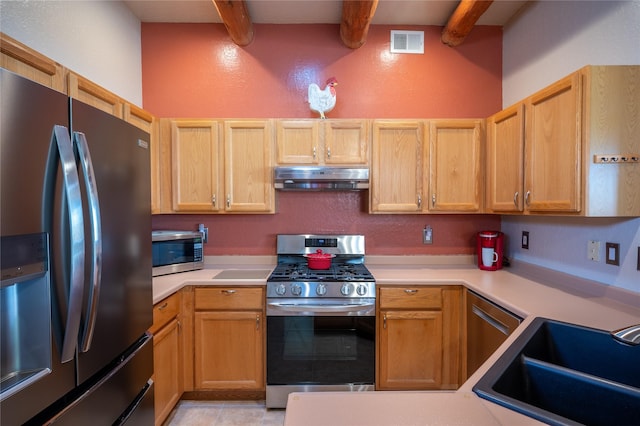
{"left": 152, "top": 192, "right": 501, "bottom": 256}
{"left": 143, "top": 23, "right": 503, "bottom": 256}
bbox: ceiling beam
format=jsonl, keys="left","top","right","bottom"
{"left": 340, "top": 0, "right": 379, "bottom": 49}
{"left": 212, "top": 0, "right": 254, "bottom": 46}
{"left": 441, "top": 0, "right": 493, "bottom": 47}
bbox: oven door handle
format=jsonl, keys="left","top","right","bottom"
{"left": 267, "top": 301, "right": 375, "bottom": 315}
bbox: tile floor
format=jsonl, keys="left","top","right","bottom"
{"left": 163, "top": 400, "right": 286, "bottom": 426}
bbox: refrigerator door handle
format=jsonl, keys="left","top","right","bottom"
{"left": 74, "top": 131, "right": 103, "bottom": 352}
{"left": 45, "top": 125, "right": 85, "bottom": 363}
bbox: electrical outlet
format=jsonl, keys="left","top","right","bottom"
{"left": 587, "top": 240, "right": 600, "bottom": 261}
{"left": 521, "top": 231, "right": 529, "bottom": 249}
{"left": 605, "top": 242, "right": 620, "bottom": 266}
{"left": 423, "top": 225, "right": 433, "bottom": 244}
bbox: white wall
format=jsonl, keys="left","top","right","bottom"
{"left": 0, "top": 0, "right": 143, "bottom": 106}
{"left": 502, "top": 0, "right": 640, "bottom": 294}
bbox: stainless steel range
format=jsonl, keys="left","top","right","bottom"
{"left": 266, "top": 234, "right": 376, "bottom": 408}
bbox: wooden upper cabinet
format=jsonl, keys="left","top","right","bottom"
{"left": 525, "top": 72, "right": 582, "bottom": 213}
{"left": 171, "top": 120, "right": 222, "bottom": 212}
{"left": 370, "top": 120, "right": 425, "bottom": 213}
{"left": 428, "top": 120, "right": 483, "bottom": 212}
{"left": 323, "top": 119, "right": 369, "bottom": 164}
{"left": 276, "top": 120, "right": 320, "bottom": 164}
{"left": 68, "top": 72, "right": 123, "bottom": 118}
{"left": 1, "top": 32, "right": 66, "bottom": 92}
{"left": 276, "top": 119, "right": 369, "bottom": 165}
{"left": 486, "top": 104, "right": 525, "bottom": 213}
{"left": 224, "top": 120, "right": 275, "bottom": 213}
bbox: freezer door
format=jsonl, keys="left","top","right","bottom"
{"left": 25, "top": 334, "right": 154, "bottom": 426}
{"left": 0, "top": 69, "right": 77, "bottom": 425}
{"left": 70, "top": 99, "right": 153, "bottom": 384}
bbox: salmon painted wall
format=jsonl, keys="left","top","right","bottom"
{"left": 143, "top": 23, "right": 502, "bottom": 256}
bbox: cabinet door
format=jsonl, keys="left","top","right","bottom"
{"left": 194, "top": 311, "right": 264, "bottom": 390}
{"left": 153, "top": 318, "right": 182, "bottom": 426}
{"left": 525, "top": 72, "right": 582, "bottom": 212}
{"left": 378, "top": 310, "right": 443, "bottom": 390}
{"left": 486, "top": 104, "right": 525, "bottom": 212}
{"left": 370, "top": 121, "right": 425, "bottom": 212}
{"left": 276, "top": 120, "right": 319, "bottom": 164}
{"left": 428, "top": 120, "right": 483, "bottom": 212}
{"left": 323, "top": 119, "right": 369, "bottom": 164}
{"left": 68, "top": 72, "right": 123, "bottom": 118}
{"left": 1, "top": 33, "right": 66, "bottom": 92}
{"left": 171, "top": 120, "right": 221, "bottom": 212}
{"left": 224, "top": 120, "right": 274, "bottom": 213}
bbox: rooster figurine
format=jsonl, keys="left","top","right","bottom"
{"left": 308, "top": 77, "right": 338, "bottom": 119}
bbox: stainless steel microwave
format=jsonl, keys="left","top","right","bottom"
{"left": 152, "top": 230, "right": 204, "bottom": 277}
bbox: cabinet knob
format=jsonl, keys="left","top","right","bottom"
{"left": 226, "top": 195, "right": 231, "bottom": 208}
{"left": 212, "top": 194, "right": 217, "bottom": 206}
{"left": 313, "top": 146, "right": 317, "bottom": 160}
{"left": 327, "top": 147, "right": 331, "bottom": 159}
{"left": 417, "top": 195, "right": 422, "bottom": 208}
{"left": 432, "top": 194, "right": 436, "bottom": 207}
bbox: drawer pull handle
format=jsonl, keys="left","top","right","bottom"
{"left": 222, "top": 289, "right": 237, "bottom": 295}
{"left": 383, "top": 313, "right": 387, "bottom": 329}
{"left": 158, "top": 302, "right": 168, "bottom": 310}
{"left": 404, "top": 289, "right": 418, "bottom": 295}
{"left": 256, "top": 315, "right": 260, "bottom": 330}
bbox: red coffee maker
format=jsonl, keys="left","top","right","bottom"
{"left": 477, "top": 231, "right": 504, "bottom": 271}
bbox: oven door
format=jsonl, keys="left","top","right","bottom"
{"left": 266, "top": 298, "right": 375, "bottom": 408}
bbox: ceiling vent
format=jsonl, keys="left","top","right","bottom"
{"left": 390, "top": 30, "right": 424, "bottom": 54}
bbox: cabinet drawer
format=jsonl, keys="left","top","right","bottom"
{"left": 151, "top": 292, "right": 180, "bottom": 333}
{"left": 379, "top": 287, "right": 442, "bottom": 310}
{"left": 195, "top": 287, "right": 264, "bottom": 310}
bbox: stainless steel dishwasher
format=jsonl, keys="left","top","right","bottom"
{"left": 466, "top": 290, "right": 522, "bottom": 379}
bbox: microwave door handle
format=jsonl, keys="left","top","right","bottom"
{"left": 44, "top": 125, "right": 85, "bottom": 363}
{"left": 74, "top": 132, "right": 102, "bottom": 352}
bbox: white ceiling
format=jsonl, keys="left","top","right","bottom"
{"left": 124, "top": 0, "right": 528, "bottom": 26}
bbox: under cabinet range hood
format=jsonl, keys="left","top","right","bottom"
{"left": 274, "top": 166, "right": 369, "bottom": 191}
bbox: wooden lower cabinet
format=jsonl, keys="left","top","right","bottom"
{"left": 377, "top": 285, "right": 463, "bottom": 390}
{"left": 193, "top": 287, "right": 265, "bottom": 394}
{"left": 150, "top": 293, "right": 183, "bottom": 426}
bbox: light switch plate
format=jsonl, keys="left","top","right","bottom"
{"left": 521, "top": 231, "right": 529, "bottom": 249}
{"left": 605, "top": 242, "right": 620, "bottom": 266}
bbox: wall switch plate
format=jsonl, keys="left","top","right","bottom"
{"left": 423, "top": 225, "right": 433, "bottom": 244}
{"left": 521, "top": 231, "right": 529, "bottom": 249}
{"left": 605, "top": 242, "right": 620, "bottom": 266}
{"left": 587, "top": 240, "right": 600, "bottom": 261}
{"left": 198, "top": 223, "right": 209, "bottom": 243}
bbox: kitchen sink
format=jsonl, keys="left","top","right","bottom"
{"left": 473, "top": 317, "right": 640, "bottom": 426}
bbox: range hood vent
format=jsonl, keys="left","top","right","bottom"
{"left": 274, "top": 166, "right": 369, "bottom": 191}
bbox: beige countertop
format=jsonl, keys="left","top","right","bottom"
{"left": 152, "top": 255, "right": 640, "bottom": 426}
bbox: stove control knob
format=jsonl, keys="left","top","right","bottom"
{"left": 275, "top": 284, "right": 287, "bottom": 296}
{"left": 356, "top": 284, "right": 368, "bottom": 296}
{"left": 291, "top": 284, "right": 302, "bottom": 296}
{"left": 340, "top": 283, "right": 353, "bottom": 296}
{"left": 316, "top": 284, "right": 327, "bottom": 296}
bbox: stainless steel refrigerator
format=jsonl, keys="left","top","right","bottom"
{"left": 1, "top": 68, "right": 154, "bottom": 425}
